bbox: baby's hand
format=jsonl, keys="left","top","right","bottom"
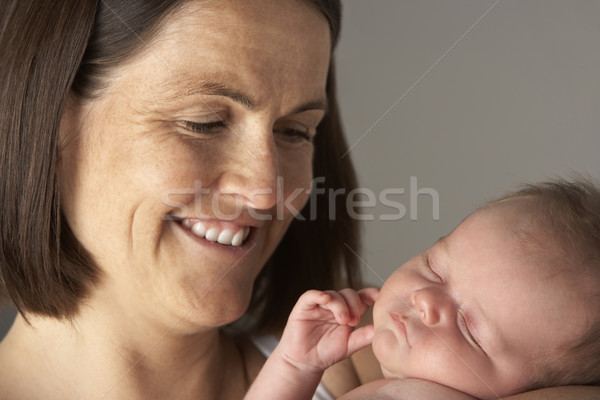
{"left": 277, "top": 288, "right": 379, "bottom": 374}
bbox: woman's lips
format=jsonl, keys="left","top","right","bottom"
{"left": 391, "top": 313, "right": 411, "bottom": 348}
{"left": 181, "top": 218, "right": 250, "bottom": 247}
{"left": 173, "top": 217, "right": 257, "bottom": 254}
{"left": 181, "top": 218, "right": 251, "bottom": 247}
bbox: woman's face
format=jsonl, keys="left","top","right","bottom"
{"left": 59, "top": 0, "right": 331, "bottom": 328}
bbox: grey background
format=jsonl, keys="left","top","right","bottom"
{"left": 336, "top": 0, "right": 600, "bottom": 285}
{"left": 2, "top": 0, "right": 600, "bottom": 337}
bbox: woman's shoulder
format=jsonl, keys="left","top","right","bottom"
{"left": 0, "top": 344, "right": 31, "bottom": 400}
{"left": 0, "top": 317, "right": 52, "bottom": 400}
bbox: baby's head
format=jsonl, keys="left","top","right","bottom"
{"left": 372, "top": 178, "right": 600, "bottom": 399}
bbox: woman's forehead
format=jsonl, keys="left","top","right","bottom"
{"left": 154, "top": 0, "right": 330, "bottom": 51}
{"left": 102, "top": 0, "right": 331, "bottom": 111}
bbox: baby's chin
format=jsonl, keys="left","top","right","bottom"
{"left": 372, "top": 331, "right": 407, "bottom": 380}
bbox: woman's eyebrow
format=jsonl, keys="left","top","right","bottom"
{"left": 290, "top": 99, "right": 329, "bottom": 115}
{"left": 159, "top": 79, "right": 328, "bottom": 114}
{"left": 161, "top": 78, "right": 328, "bottom": 114}
{"left": 163, "top": 80, "right": 255, "bottom": 109}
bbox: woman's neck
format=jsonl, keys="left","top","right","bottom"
{"left": 0, "top": 307, "right": 252, "bottom": 399}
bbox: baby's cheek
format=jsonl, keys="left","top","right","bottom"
{"left": 372, "top": 329, "right": 406, "bottom": 379}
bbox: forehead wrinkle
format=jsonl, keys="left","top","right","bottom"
{"left": 158, "top": 76, "right": 256, "bottom": 110}
{"left": 138, "top": 1, "right": 329, "bottom": 117}
{"left": 156, "top": 74, "right": 328, "bottom": 119}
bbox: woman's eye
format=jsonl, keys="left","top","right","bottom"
{"left": 181, "top": 120, "right": 228, "bottom": 134}
{"left": 273, "top": 121, "right": 313, "bottom": 143}
{"left": 275, "top": 128, "right": 311, "bottom": 142}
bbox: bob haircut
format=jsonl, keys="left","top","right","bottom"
{"left": 0, "top": 0, "right": 360, "bottom": 332}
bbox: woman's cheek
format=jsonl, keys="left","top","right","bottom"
{"left": 279, "top": 149, "right": 314, "bottom": 216}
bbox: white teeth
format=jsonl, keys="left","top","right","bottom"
{"left": 185, "top": 220, "right": 250, "bottom": 247}
{"left": 217, "top": 229, "right": 234, "bottom": 245}
{"left": 231, "top": 230, "right": 244, "bottom": 247}
{"left": 191, "top": 221, "right": 207, "bottom": 237}
{"left": 205, "top": 227, "right": 219, "bottom": 242}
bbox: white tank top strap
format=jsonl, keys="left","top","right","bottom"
{"left": 251, "top": 334, "right": 335, "bottom": 400}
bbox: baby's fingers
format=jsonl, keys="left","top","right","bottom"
{"left": 291, "top": 288, "right": 379, "bottom": 326}
{"left": 337, "top": 288, "right": 372, "bottom": 326}
{"left": 292, "top": 290, "right": 354, "bottom": 325}
{"left": 320, "top": 290, "right": 356, "bottom": 325}
{"left": 358, "top": 287, "right": 379, "bottom": 308}
{"left": 296, "top": 290, "right": 332, "bottom": 311}
{"left": 347, "top": 324, "right": 375, "bottom": 355}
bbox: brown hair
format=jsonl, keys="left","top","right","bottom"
{"left": 0, "top": 0, "right": 361, "bottom": 329}
{"left": 493, "top": 178, "right": 600, "bottom": 387}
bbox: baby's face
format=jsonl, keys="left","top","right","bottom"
{"left": 372, "top": 200, "right": 593, "bottom": 399}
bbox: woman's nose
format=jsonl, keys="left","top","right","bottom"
{"left": 410, "top": 287, "right": 453, "bottom": 327}
{"left": 216, "top": 130, "right": 279, "bottom": 211}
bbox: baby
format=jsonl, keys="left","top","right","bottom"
{"left": 245, "top": 179, "right": 600, "bottom": 400}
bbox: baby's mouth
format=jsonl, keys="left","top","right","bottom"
{"left": 180, "top": 218, "right": 251, "bottom": 247}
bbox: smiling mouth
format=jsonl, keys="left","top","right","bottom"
{"left": 179, "top": 218, "right": 251, "bottom": 247}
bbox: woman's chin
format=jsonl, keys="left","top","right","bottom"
{"left": 175, "top": 283, "right": 254, "bottom": 329}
